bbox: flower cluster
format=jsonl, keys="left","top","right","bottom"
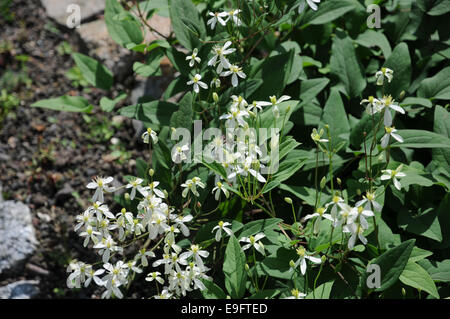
{"left": 360, "top": 68, "right": 406, "bottom": 149}
{"left": 67, "top": 153, "right": 211, "bottom": 298}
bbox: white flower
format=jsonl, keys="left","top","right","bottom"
{"left": 208, "top": 41, "right": 235, "bottom": 73}
{"left": 361, "top": 96, "right": 383, "bottom": 115}
{"left": 86, "top": 176, "right": 114, "bottom": 203}
{"left": 66, "top": 261, "right": 89, "bottom": 288}
{"left": 227, "top": 9, "right": 242, "bottom": 26}
{"left": 172, "top": 144, "right": 189, "bottom": 163}
{"left": 88, "top": 201, "right": 115, "bottom": 221}
{"left": 304, "top": 206, "right": 334, "bottom": 234}
{"left": 187, "top": 74, "right": 208, "bottom": 93}
{"left": 375, "top": 67, "right": 394, "bottom": 86}
{"left": 146, "top": 271, "right": 164, "bottom": 285}
{"left": 220, "top": 64, "right": 246, "bottom": 87}
{"left": 247, "top": 101, "right": 264, "bottom": 114}
{"left": 212, "top": 221, "right": 233, "bottom": 241}
{"left": 228, "top": 157, "right": 266, "bottom": 183}
{"left": 356, "top": 191, "right": 382, "bottom": 212}
{"left": 186, "top": 48, "right": 201, "bottom": 67}
{"left": 219, "top": 106, "right": 249, "bottom": 128}
{"left": 93, "top": 236, "right": 123, "bottom": 263}
{"left": 79, "top": 225, "right": 101, "bottom": 247}
{"left": 207, "top": 11, "right": 228, "bottom": 29}
{"left": 154, "top": 288, "right": 173, "bottom": 299}
{"left": 231, "top": 95, "right": 248, "bottom": 109}
{"left": 173, "top": 213, "right": 194, "bottom": 236}
{"left": 344, "top": 223, "right": 368, "bottom": 250}
{"left": 240, "top": 233, "right": 266, "bottom": 255}
{"left": 298, "top": 0, "right": 321, "bottom": 13}
{"left": 141, "top": 127, "right": 158, "bottom": 144}
{"left": 348, "top": 205, "right": 374, "bottom": 230}
{"left": 381, "top": 126, "right": 403, "bottom": 149}
{"left": 125, "top": 177, "right": 143, "bottom": 200}
{"left": 311, "top": 128, "right": 328, "bottom": 144}
{"left": 293, "top": 246, "right": 322, "bottom": 275}
{"left": 380, "top": 95, "right": 405, "bottom": 126}
{"left": 85, "top": 268, "right": 105, "bottom": 287}
{"left": 325, "top": 195, "right": 345, "bottom": 221}
{"left": 74, "top": 209, "right": 94, "bottom": 232}
{"left": 134, "top": 248, "right": 156, "bottom": 267}
{"left": 285, "top": 288, "right": 307, "bottom": 299}
{"left": 210, "top": 77, "right": 221, "bottom": 88}
{"left": 181, "top": 177, "right": 205, "bottom": 198}
{"left": 381, "top": 165, "right": 406, "bottom": 190}
{"left": 212, "top": 181, "right": 229, "bottom": 200}
{"left": 180, "top": 244, "right": 210, "bottom": 270}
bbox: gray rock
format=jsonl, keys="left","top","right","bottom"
{"left": 0, "top": 280, "right": 40, "bottom": 299}
{"left": 41, "top": 0, "right": 105, "bottom": 26}
{"left": 0, "top": 201, "right": 37, "bottom": 275}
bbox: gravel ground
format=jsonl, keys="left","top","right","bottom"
{"left": 0, "top": 0, "right": 154, "bottom": 298}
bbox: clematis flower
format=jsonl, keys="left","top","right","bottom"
{"left": 361, "top": 96, "right": 383, "bottom": 115}
{"left": 285, "top": 288, "right": 307, "bottom": 299}
{"left": 185, "top": 48, "right": 201, "bottom": 67}
{"left": 187, "top": 74, "right": 208, "bottom": 94}
{"left": 172, "top": 144, "right": 189, "bottom": 163}
{"left": 304, "top": 206, "right": 334, "bottom": 234}
{"left": 375, "top": 67, "right": 394, "bottom": 86}
{"left": 240, "top": 233, "right": 266, "bottom": 255}
{"left": 298, "top": 0, "right": 321, "bottom": 13}
{"left": 212, "top": 221, "right": 233, "bottom": 241}
{"left": 207, "top": 11, "right": 228, "bottom": 30}
{"left": 141, "top": 127, "right": 158, "bottom": 144}
{"left": 381, "top": 165, "right": 406, "bottom": 190}
{"left": 356, "top": 191, "right": 382, "bottom": 212}
{"left": 220, "top": 64, "right": 246, "bottom": 87}
{"left": 292, "top": 246, "right": 322, "bottom": 275}
{"left": 381, "top": 126, "right": 403, "bottom": 149}
{"left": 212, "top": 181, "right": 229, "bottom": 200}
{"left": 86, "top": 176, "right": 114, "bottom": 203}
{"left": 208, "top": 41, "right": 235, "bottom": 73}
{"left": 344, "top": 223, "right": 368, "bottom": 250}
{"left": 380, "top": 95, "right": 405, "bottom": 126}
{"left": 125, "top": 177, "right": 144, "bottom": 200}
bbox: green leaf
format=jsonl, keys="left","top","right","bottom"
{"left": 432, "top": 105, "right": 450, "bottom": 172}
{"left": 100, "top": 93, "right": 127, "bottom": 112}
{"left": 72, "top": 53, "right": 113, "bottom": 90}
{"left": 320, "top": 88, "right": 350, "bottom": 151}
{"left": 170, "top": 92, "right": 193, "bottom": 130}
{"left": 417, "top": 66, "right": 450, "bottom": 100}
{"left": 200, "top": 279, "right": 227, "bottom": 299}
{"left": 355, "top": 29, "right": 392, "bottom": 59}
{"left": 133, "top": 48, "right": 164, "bottom": 77}
{"left": 118, "top": 100, "right": 178, "bottom": 129}
{"left": 418, "top": 259, "right": 450, "bottom": 283}
{"left": 260, "top": 247, "right": 298, "bottom": 279}
{"left": 105, "top": 0, "right": 143, "bottom": 47}
{"left": 301, "top": 0, "right": 356, "bottom": 26}
{"left": 330, "top": 32, "right": 366, "bottom": 98}
{"left": 248, "top": 51, "right": 295, "bottom": 101}
{"left": 399, "top": 261, "right": 440, "bottom": 298}
{"left": 409, "top": 247, "right": 433, "bottom": 263}
{"left": 362, "top": 239, "right": 415, "bottom": 292}
{"left": 248, "top": 289, "right": 281, "bottom": 299}
{"left": 169, "top": 0, "right": 205, "bottom": 50}
{"left": 238, "top": 218, "right": 282, "bottom": 240}
{"left": 383, "top": 42, "right": 411, "bottom": 99}
{"left": 390, "top": 130, "right": 450, "bottom": 149}
{"left": 31, "top": 96, "right": 93, "bottom": 113}
{"left": 397, "top": 207, "right": 442, "bottom": 242}
{"left": 299, "top": 78, "right": 330, "bottom": 102}
{"left": 272, "top": 159, "right": 307, "bottom": 183}
{"left": 305, "top": 281, "right": 334, "bottom": 299}
{"left": 223, "top": 235, "right": 247, "bottom": 299}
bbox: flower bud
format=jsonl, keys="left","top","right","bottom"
{"left": 336, "top": 177, "right": 342, "bottom": 186}
{"left": 245, "top": 264, "right": 250, "bottom": 271}
{"left": 399, "top": 90, "right": 405, "bottom": 101}
{"left": 321, "top": 255, "right": 327, "bottom": 263}
{"left": 289, "top": 260, "right": 296, "bottom": 268}
{"left": 284, "top": 197, "right": 293, "bottom": 204}
{"left": 163, "top": 190, "right": 168, "bottom": 198}
{"left": 213, "top": 92, "right": 219, "bottom": 103}
{"left": 320, "top": 176, "right": 327, "bottom": 189}
{"left": 124, "top": 193, "right": 130, "bottom": 200}
{"left": 149, "top": 168, "right": 155, "bottom": 177}
{"left": 401, "top": 288, "right": 406, "bottom": 297}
